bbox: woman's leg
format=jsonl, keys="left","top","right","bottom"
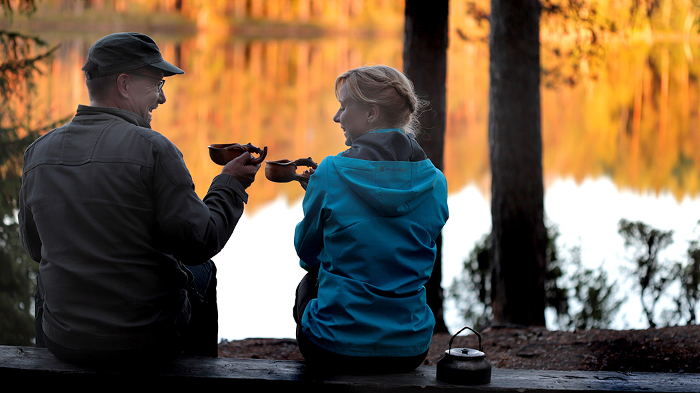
{"left": 293, "top": 271, "right": 323, "bottom": 363}
{"left": 293, "top": 270, "right": 318, "bottom": 325}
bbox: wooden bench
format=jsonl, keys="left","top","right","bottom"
{"left": 2, "top": 345, "right": 699, "bottom": 391}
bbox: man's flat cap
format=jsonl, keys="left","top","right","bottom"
{"left": 82, "top": 32, "right": 184, "bottom": 78}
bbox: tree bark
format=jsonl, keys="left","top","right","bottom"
{"left": 403, "top": 0, "right": 449, "bottom": 333}
{"left": 488, "top": 0, "right": 547, "bottom": 326}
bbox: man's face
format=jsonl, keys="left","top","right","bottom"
{"left": 127, "top": 67, "right": 166, "bottom": 124}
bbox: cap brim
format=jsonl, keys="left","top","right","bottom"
{"left": 150, "top": 60, "right": 184, "bottom": 77}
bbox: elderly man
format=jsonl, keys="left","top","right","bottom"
{"left": 19, "top": 32, "right": 259, "bottom": 366}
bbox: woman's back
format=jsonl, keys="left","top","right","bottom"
{"left": 294, "top": 130, "right": 448, "bottom": 357}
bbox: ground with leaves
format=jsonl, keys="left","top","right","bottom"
{"left": 218, "top": 325, "right": 700, "bottom": 373}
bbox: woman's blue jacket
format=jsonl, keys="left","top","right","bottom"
{"left": 294, "top": 129, "right": 449, "bottom": 357}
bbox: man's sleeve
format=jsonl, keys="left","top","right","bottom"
{"left": 19, "top": 182, "right": 42, "bottom": 263}
{"left": 150, "top": 142, "right": 248, "bottom": 265}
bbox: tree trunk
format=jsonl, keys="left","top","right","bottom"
{"left": 403, "top": 0, "right": 449, "bottom": 333}
{"left": 488, "top": 0, "right": 547, "bottom": 327}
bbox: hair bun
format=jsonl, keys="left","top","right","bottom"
{"left": 335, "top": 65, "right": 426, "bottom": 136}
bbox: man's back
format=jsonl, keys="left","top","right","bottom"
{"left": 21, "top": 105, "right": 193, "bottom": 350}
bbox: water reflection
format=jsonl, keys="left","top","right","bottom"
{"left": 27, "top": 33, "right": 700, "bottom": 338}
{"left": 33, "top": 36, "right": 700, "bottom": 204}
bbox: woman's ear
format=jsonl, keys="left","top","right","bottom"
{"left": 367, "top": 103, "right": 380, "bottom": 124}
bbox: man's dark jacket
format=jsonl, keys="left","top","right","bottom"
{"left": 19, "top": 105, "right": 247, "bottom": 351}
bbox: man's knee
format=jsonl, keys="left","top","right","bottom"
{"left": 187, "top": 259, "right": 217, "bottom": 298}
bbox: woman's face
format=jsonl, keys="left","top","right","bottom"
{"left": 333, "top": 83, "right": 371, "bottom": 146}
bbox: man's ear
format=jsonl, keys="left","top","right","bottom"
{"left": 115, "top": 73, "right": 131, "bottom": 98}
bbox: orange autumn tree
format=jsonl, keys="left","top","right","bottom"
{"left": 0, "top": 0, "right": 62, "bottom": 345}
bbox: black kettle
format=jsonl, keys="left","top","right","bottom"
{"left": 436, "top": 326, "right": 492, "bottom": 385}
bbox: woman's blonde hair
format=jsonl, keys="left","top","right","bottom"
{"left": 335, "top": 65, "right": 425, "bottom": 136}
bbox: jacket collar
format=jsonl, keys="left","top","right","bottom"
{"left": 75, "top": 104, "right": 151, "bottom": 128}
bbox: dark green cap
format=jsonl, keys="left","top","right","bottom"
{"left": 82, "top": 32, "right": 184, "bottom": 79}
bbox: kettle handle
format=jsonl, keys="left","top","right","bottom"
{"left": 449, "top": 326, "right": 483, "bottom": 352}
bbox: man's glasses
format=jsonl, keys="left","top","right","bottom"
{"left": 129, "top": 72, "right": 165, "bottom": 92}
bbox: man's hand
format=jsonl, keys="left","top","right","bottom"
{"left": 222, "top": 152, "right": 260, "bottom": 188}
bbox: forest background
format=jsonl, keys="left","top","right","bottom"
{"left": 1, "top": 0, "right": 700, "bottom": 346}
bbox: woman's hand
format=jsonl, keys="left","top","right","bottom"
{"left": 299, "top": 168, "right": 316, "bottom": 190}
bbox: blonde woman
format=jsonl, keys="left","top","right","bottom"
{"left": 293, "top": 65, "right": 449, "bottom": 373}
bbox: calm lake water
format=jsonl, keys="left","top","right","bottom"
{"left": 24, "top": 25, "right": 700, "bottom": 339}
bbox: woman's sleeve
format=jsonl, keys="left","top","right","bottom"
{"left": 294, "top": 160, "right": 328, "bottom": 271}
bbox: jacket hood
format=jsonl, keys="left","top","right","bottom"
{"left": 330, "top": 155, "right": 442, "bottom": 216}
